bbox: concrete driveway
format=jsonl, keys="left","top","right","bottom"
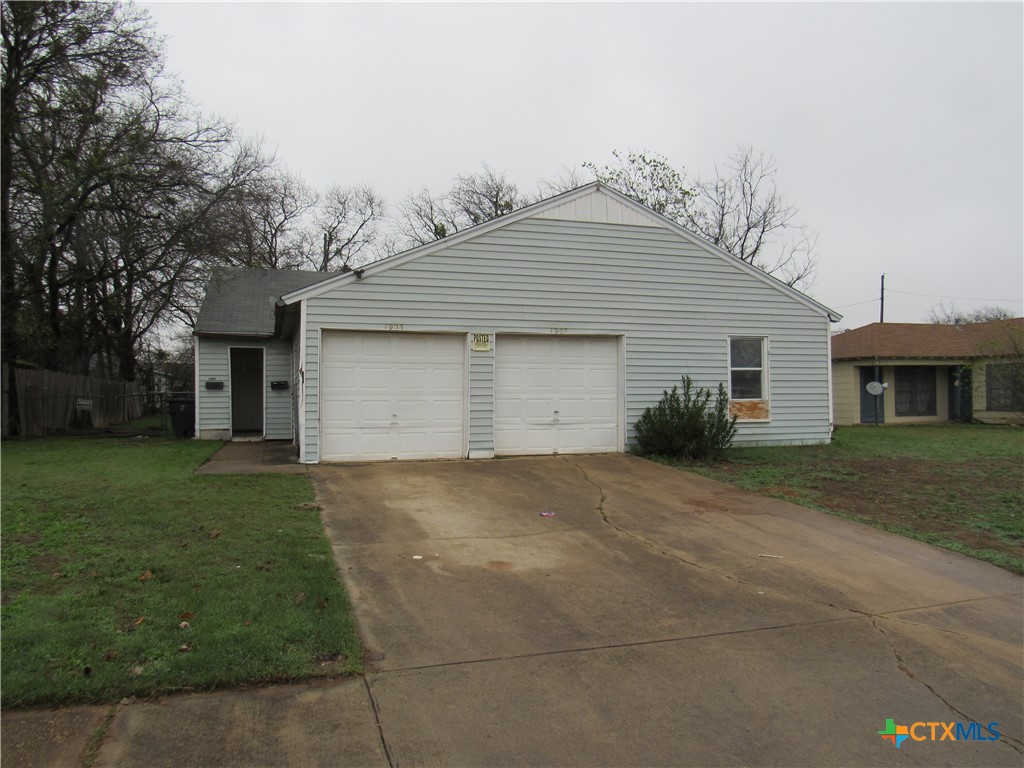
{"left": 312, "top": 454, "right": 1022, "bottom": 767}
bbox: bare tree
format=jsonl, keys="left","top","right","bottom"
{"left": 687, "top": 147, "right": 816, "bottom": 288}
{"left": 450, "top": 164, "right": 528, "bottom": 225}
{"left": 395, "top": 187, "right": 456, "bottom": 246}
{"left": 583, "top": 146, "right": 817, "bottom": 288}
{"left": 927, "top": 303, "right": 1015, "bottom": 324}
{"left": 212, "top": 167, "right": 315, "bottom": 270}
{"left": 394, "top": 165, "right": 528, "bottom": 249}
{"left": 305, "top": 185, "right": 385, "bottom": 271}
{"left": 536, "top": 165, "right": 588, "bottom": 197}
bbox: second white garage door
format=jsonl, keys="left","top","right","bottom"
{"left": 494, "top": 335, "right": 620, "bottom": 456}
{"left": 321, "top": 332, "right": 465, "bottom": 461}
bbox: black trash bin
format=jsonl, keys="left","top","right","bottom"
{"left": 168, "top": 396, "right": 195, "bottom": 438}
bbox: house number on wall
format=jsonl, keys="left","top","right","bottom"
{"left": 384, "top": 323, "right": 404, "bottom": 331}
{"left": 550, "top": 328, "right": 567, "bottom": 335}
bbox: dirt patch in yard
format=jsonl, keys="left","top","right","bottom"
{"left": 815, "top": 457, "right": 1023, "bottom": 558}
{"left": 701, "top": 453, "right": 1023, "bottom": 571}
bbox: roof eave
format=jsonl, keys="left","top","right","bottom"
{"left": 593, "top": 185, "right": 841, "bottom": 322}
{"left": 280, "top": 182, "right": 609, "bottom": 305}
{"left": 279, "top": 181, "right": 842, "bottom": 322}
{"left": 193, "top": 330, "right": 274, "bottom": 339}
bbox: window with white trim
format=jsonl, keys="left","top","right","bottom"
{"left": 729, "top": 337, "right": 766, "bottom": 400}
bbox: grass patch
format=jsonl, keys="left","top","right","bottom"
{"left": 658, "top": 424, "right": 1024, "bottom": 574}
{"left": 1, "top": 438, "right": 362, "bottom": 708}
{"left": 115, "top": 413, "right": 165, "bottom": 433}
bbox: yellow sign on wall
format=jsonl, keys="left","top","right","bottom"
{"left": 472, "top": 333, "right": 491, "bottom": 352}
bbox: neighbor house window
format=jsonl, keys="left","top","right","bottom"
{"left": 729, "top": 337, "right": 765, "bottom": 400}
{"left": 986, "top": 363, "right": 1024, "bottom": 411}
{"left": 895, "top": 366, "right": 936, "bottom": 416}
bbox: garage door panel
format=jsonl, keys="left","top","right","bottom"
{"left": 557, "top": 426, "right": 587, "bottom": 452}
{"left": 525, "top": 399, "right": 556, "bottom": 421}
{"left": 557, "top": 397, "right": 588, "bottom": 420}
{"left": 433, "top": 399, "right": 464, "bottom": 421}
{"left": 588, "top": 368, "right": 618, "bottom": 389}
{"left": 587, "top": 398, "right": 617, "bottom": 420}
{"left": 328, "top": 397, "right": 392, "bottom": 426}
{"left": 432, "top": 368, "right": 465, "bottom": 390}
{"left": 495, "top": 336, "right": 619, "bottom": 456}
{"left": 321, "top": 332, "right": 465, "bottom": 462}
{"left": 493, "top": 398, "right": 521, "bottom": 419}
{"left": 360, "top": 368, "right": 393, "bottom": 390}
{"left": 557, "top": 369, "right": 587, "bottom": 389}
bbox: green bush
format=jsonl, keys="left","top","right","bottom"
{"left": 634, "top": 375, "right": 738, "bottom": 460}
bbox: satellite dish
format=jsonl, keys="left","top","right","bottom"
{"left": 866, "top": 381, "right": 885, "bottom": 396}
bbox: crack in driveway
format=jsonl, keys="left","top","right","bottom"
{"left": 371, "top": 612, "right": 860, "bottom": 675}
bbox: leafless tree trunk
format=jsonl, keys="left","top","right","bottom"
{"left": 307, "top": 185, "right": 384, "bottom": 271}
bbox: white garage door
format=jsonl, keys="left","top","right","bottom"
{"left": 494, "top": 335, "right": 620, "bottom": 456}
{"left": 321, "top": 332, "right": 465, "bottom": 461}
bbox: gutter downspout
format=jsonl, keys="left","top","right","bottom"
{"left": 192, "top": 335, "right": 200, "bottom": 438}
{"left": 297, "top": 299, "right": 307, "bottom": 464}
{"left": 826, "top": 321, "right": 835, "bottom": 438}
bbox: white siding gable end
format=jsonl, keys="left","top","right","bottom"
{"left": 534, "top": 187, "right": 664, "bottom": 228}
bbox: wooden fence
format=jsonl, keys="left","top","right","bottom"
{"left": 10, "top": 368, "right": 143, "bottom": 436}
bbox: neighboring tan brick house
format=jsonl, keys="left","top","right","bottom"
{"left": 831, "top": 318, "right": 1024, "bottom": 426}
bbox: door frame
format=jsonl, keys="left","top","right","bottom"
{"left": 229, "top": 345, "right": 266, "bottom": 440}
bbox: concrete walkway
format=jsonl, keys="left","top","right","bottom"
{"left": 194, "top": 440, "right": 308, "bottom": 475}
{"left": 3, "top": 453, "right": 1021, "bottom": 767}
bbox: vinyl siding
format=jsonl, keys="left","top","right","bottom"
{"left": 468, "top": 334, "right": 494, "bottom": 456}
{"left": 195, "top": 336, "right": 294, "bottom": 439}
{"left": 302, "top": 218, "right": 833, "bottom": 462}
{"left": 292, "top": 321, "right": 303, "bottom": 449}
{"left": 196, "top": 337, "right": 231, "bottom": 438}
{"left": 263, "top": 338, "right": 292, "bottom": 439}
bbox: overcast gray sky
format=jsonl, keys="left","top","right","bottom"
{"left": 141, "top": 1, "right": 1023, "bottom": 330}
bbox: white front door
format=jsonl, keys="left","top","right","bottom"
{"left": 494, "top": 335, "right": 619, "bottom": 455}
{"left": 320, "top": 332, "right": 465, "bottom": 461}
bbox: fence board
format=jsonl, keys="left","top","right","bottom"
{"left": 13, "top": 369, "right": 143, "bottom": 436}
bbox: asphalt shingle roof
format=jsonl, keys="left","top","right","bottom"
{"left": 831, "top": 318, "right": 1024, "bottom": 361}
{"left": 194, "top": 267, "right": 333, "bottom": 336}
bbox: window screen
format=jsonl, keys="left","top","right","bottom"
{"left": 730, "top": 338, "right": 764, "bottom": 400}
{"left": 894, "top": 367, "right": 936, "bottom": 416}
{"left": 986, "top": 363, "right": 1024, "bottom": 411}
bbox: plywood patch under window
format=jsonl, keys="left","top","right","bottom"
{"left": 730, "top": 400, "right": 770, "bottom": 420}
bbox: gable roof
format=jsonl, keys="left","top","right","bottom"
{"left": 280, "top": 182, "right": 841, "bottom": 322}
{"left": 831, "top": 318, "right": 1024, "bottom": 361}
{"left": 195, "top": 267, "right": 333, "bottom": 336}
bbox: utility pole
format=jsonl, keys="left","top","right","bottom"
{"left": 879, "top": 274, "right": 885, "bottom": 323}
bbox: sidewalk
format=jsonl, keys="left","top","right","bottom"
{"left": 1, "top": 679, "right": 387, "bottom": 768}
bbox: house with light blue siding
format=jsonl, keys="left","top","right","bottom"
{"left": 194, "top": 182, "right": 841, "bottom": 462}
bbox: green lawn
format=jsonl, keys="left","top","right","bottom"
{"left": 1, "top": 438, "right": 362, "bottom": 708}
{"left": 663, "top": 424, "right": 1024, "bottom": 574}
